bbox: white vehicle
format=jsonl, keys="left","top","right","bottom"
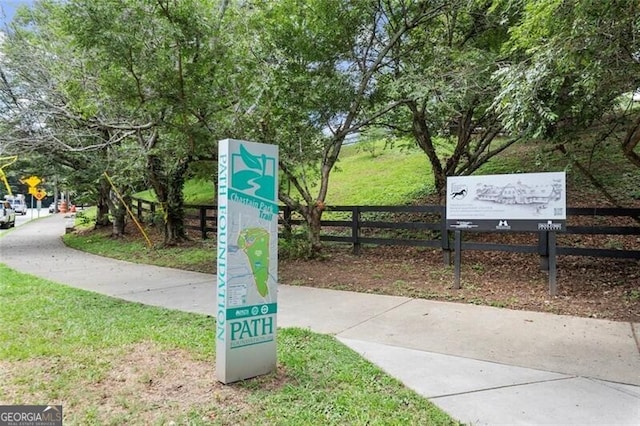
{"left": 0, "top": 200, "right": 16, "bottom": 228}
{"left": 5, "top": 194, "right": 27, "bottom": 215}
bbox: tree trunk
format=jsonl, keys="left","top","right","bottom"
{"left": 147, "top": 153, "right": 190, "bottom": 246}
{"left": 110, "top": 193, "right": 130, "bottom": 238}
{"left": 407, "top": 101, "right": 446, "bottom": 196}
{"left": 163, "top": 177, "right": 187, "bottom": 245}
{"left": 94, "top": 177, "right": 111, "bottom": 229}
{"left": 300, "top": 202, "right": 324, "bottom": 256}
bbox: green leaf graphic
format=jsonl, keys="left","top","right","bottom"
{"left": 240, "top": 144, "right": 263, "bottom": 171}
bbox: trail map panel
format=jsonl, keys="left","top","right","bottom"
{"left": 446, "top": 172, "right": 566, "bottom": 232}
{"left": 216, "top": 139, "right": 278, "bottom": 384}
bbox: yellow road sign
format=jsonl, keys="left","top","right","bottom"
{"left": 34, "top": 189, "right": 46, "bottom": 200}
{"left": 28, "top": 186, "right": 38, "bottom": 196}
{"left": 22, "top": 175, "right": 42, "bottom": 188}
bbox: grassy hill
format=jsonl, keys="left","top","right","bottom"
{"left": 168, "top": 136, "right": 638, "bottom": 207}
{"left": 324, "top": 140, "right": 433, "bottom": 205}
{"left": 327, "top": 136, "right": 639, "bottom": 206}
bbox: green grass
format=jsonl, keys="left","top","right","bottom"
{"left": 479, "top": 138, "right": 640, "bottom": 203}
{"left": 183, "top": 178, "right": 216, "bottom": 204}
{"left": 136, "top": 138, "right": 438, "bottom": 206}
{"left": 328, "top": 141, "right": 434, "bottom": 205}
{"left": 136, "top": 134, "right": 639, "bottom": 207}
{"left": 135, "top": 178, "right": 215, "bottom": 205}
{"left": 0, "top": 264, "right": 459, "bottom": 425}
{"left": 66, "top": 230, "right": 215, "bottom": 272}
{"left": 325, "top": 135, "right": 638, "bottom": 206}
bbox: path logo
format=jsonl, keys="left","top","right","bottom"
{"left": 231, "top": 144, "right": 277, "bottom": 202}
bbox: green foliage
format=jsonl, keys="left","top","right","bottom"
{"left": 183, "top": 178, "right": 215, "bottom": 205}
{"left": 4, "top": 0, "right": 639, "bottom": 251}
{"left": 372, "top": 0, "right": 524, "bottom": 193}
{"left": 134, "top": 189, "right": 157, "bottom": 202}
{"left": 74, "top": 209, "right": 93, "bottom": 228}
{"left": 494, "top": 0, "right": 640, "bottom": 139}
{"left": 146, "top": 210, "right": 166, "bottom": 228}
{"left": 355, "top": 128, "right": 394, "bottom": 158}
{"left": 239, "top": 0, "right": 374, "bottom": 210}
{"left": 135, "top": 179, "right": 215, "bottom": 205}
{"left": 279, "top": 230, "right": 316, "bottom": 260}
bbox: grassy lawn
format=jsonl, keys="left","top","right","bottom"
{"left": 0, "top": 265, "right": 459, "bottom": 425}
{"left": 327, "top": 140, "right": 434, "bottom": 205}
{"left": 65, "top": 215, "right": 216, "bottom": 272}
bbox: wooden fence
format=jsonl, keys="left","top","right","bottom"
{"left": 131, "top": 198, "right": 640, "bottom": 260}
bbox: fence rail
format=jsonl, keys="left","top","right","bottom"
{"left": 131, "top": 198, "right": 640, "bottom": 260}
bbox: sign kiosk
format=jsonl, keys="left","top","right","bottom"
{"left": 216, "top": 139, "right": 279, "bottom": 384}
{"left": 446, "top": 172, "right": 566, "bottom": 295}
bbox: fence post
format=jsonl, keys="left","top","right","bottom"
{"left": 199, "top": 207, "right": 207, "bottom": 239}
{"left": 352, "top": 206, "right": 360, "bottom": 255}
{"left": 538, "top": 232, "right": 549, "bottom": 271}
{"left": 135, "top": 199, "right": 142, "bottom": 221}
{"left": 441, "top": 206, "right": 451, "bottom": 265}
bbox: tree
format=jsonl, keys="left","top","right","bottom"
{"left": 61, "top": 0, "right": 239, "bottom": 244}
{"left": 371, "top": 0, "right": 524, "bottom": 198}
{"left": 241, "top": 0, "right": 445, "bottom": 255}
{"left": 2, "top": 1, "right": 214, "bottom": 239}
{"left": 0, "top": 0, "right": 131, "bottom": 229}
{"left": 493, "top": 0, "right": 640, "bottom": 168}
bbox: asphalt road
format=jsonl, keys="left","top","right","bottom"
{"left": 0, "top": 207, "right": 52, "bottom": 233}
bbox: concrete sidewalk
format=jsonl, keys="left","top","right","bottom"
{"left": 1, "top": 214, "right": 639, "bottom": 425}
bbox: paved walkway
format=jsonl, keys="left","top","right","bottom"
{"left": 1, "top": 214, "right": 639, "bottom": 425}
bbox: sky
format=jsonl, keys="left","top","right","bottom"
{"left": 0, "top": 0, "right": 36, "bottom": 28}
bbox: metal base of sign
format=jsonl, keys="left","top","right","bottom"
{"left": 452, "top": 230, "right": 558, "bottom": 296}
{"left": 454, "top": 230, "right": 461, "bottom": 289}
{"left": 548, "top": 232, "right": 557, "bottom": 296}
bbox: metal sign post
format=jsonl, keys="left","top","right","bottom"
{"left": 548, "top": 232, "right": 557, "bottom": 296}
{"left": 453, "top": 230, "right": 462, "bottom": 289}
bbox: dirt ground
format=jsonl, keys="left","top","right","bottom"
{"left": 278, "top": 200, "right": 640, "bottom": 324}
{"left": 279, "top": 244, "right": 640, "bottom": 323}
{"left": 178, "top": 205, "right": 639, "bottom": 323}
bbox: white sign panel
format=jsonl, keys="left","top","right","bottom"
{"left": 446, "top": 172, "right": 566, "bottom": 231}
{"left": 216, "top": 139, "right": 278, "bottom": 384}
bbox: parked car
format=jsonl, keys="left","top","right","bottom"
{"left": 0, "top": 201, "right": 16, "bottom": 228}
{"left": 9, "top": 197, "right": 27, "bottom": 215}
{"left": 4, "top": 194, "right": 27, "bottom": 215}
{"left": 48, "top": 201, "right": 64, "bottom": 213}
